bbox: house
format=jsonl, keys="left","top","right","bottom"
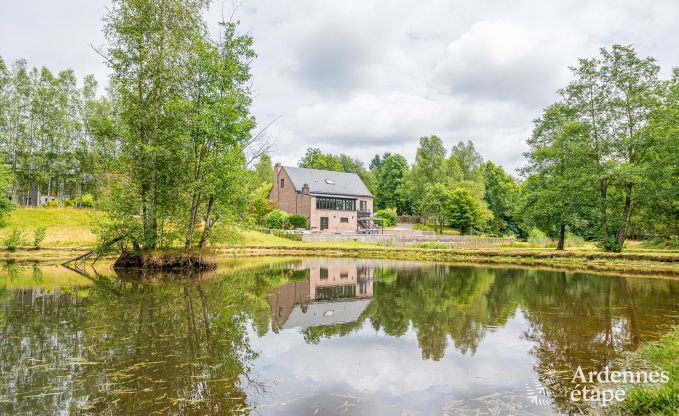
{"left": 269, "top": 163, "right": 378, "bottom": 232}
{"left": 266, "top": 259, "right": 374, "bottom": 332}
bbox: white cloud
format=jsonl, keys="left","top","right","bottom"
{"left": 1, "top": 0, "right": 677, "bottom": 173}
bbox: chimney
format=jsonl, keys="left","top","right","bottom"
{"left": 302, "top": 183, "right": 309, "bottom": 195}
{"left": 274, "top": 162, "right": 282, "bottom": 179}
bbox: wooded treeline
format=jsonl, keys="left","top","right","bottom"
{"left": 252, "top": 45, "right": 677, "bottom": 251}
{"left": 0, "top": 57, "right": 116, "bottom": 205}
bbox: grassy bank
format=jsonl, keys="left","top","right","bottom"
{"left": 2, "top": 208, "right": 679, "bottom": 277}
{"left": 1, "top": 207, "right": 101, "bottom": 246}
{"left": 607, "top": 327, "right": 679, "bottom": 415}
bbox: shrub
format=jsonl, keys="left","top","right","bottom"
{"left": 599, "top": 235, "right": 623, "bottom": 252}
{"left": 3, "top": 228, "right": 24, "bottom": 251}
{"left": 33, "top": 226, "right": 46, "bottom": 249}
{"left": 374, "top": 208, "right": 397, "bottom": 227}
{"left": 286, "top": 214, "right": 308, "bottom": 229}
{"left": 264, "top": 209, "right": 288, "bottom": 229}
{"left": 64, "top": 198, "right": 76, "bottom": 207}
{"left": 47, "top": 199, "right": 59, "bottom": 207}
{"left": 527, "top": 228, "right": 547, "bottom": 244}
{"left": 81, "top": 193, "right": 95, "bottom": 208}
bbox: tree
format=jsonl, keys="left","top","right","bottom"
{"left": 449, "top": 140, "right": 483, "bottom": 183}
{"left": 254, "top": 154, "right": 273, "bottom": 184}
{"left": 636, "top": 69, "right": 679, "bottom": 238}
{"left": 419, "top": 183, "right": 450, "bottom": 234}
{"left": 401, "top": 135, "right": 448, "bottom": 212}
{"left": 337, "top": 154, "right": 376, "bottom": 194}
{"left": 522, "top": 104, "right": 596, "bottom": 250}
{"left": 101, "top": 0, "right": 255, "bottom": 250}
{"left": 0, "top": 158, "right": 13, "bottom": 226}
{"left": 298, "top": 148, "right": 376, "bottom": 194}
{"left": 482, "top": 161, "right": 518, "bottom": 235}
{"left": 561, "top": 45, "right": 662, "bottom": 250}
{"left": 298, "top": 147, "right": 342, "bottom": 171}
{"left": 376, "top": 154, "right": 408, "bottom": 211}
{"left": 447, "top": 188, "right": 486, "bottom": 235}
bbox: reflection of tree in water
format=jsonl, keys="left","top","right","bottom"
{"left": 367, "top": 265, "right": 519, "bottom": 360}
{"left": 518, "top": 271, "right": 679, "bottom": 414}
{"left": 0, "top": 267, "right": 281, "bottom": 415}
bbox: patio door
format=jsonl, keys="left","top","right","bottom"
{"left": 320, "top": 217, "right": 329, "bottom": 230}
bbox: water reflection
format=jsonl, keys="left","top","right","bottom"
{"left": 0, "top": 259, "right": 678, "bottom": 415}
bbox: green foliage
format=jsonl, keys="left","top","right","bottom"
{"left": 3, "top": 228, "right": 23, "bottom": 251}
{"left": 419, "top": 183, "right": 450, "bottom": 233}
{"left": 80, "top": 194, "right": 95, "bottom": 208}
{"left": 264, "top": 209, "right": 288, "bottom": 230}
{"left": 527, "top": 228, "right": 547, "bottom": 244}
{"left": 0, "top": 161, "right": 13, "bottom": 226}
{"left": 0, "top": 57, "right": 114, "bottom": 207}
{"left": 447, "top": 188, "right": 486, "bottom": 235}
{"left": 483, "top": 161, "right": 519, "bottom": 235}
{"left": 33, "top": 226, "right": 46, "bottom": 249}
{"left": 376, "top": 154, "right": 409, "bottom": 212}
{"left": 374, "top": 208, "right": 397, "bottom": 227}
{"left": 101, "top": 1, "right": 256, "bottom": 250}
{"left": 613, "top": 328, "right": 679, "bottom": 415}
{"left": 254, "top": 154, "right": 274, "bottom": 184}
{"left": 248, "top": 183, "right": 275, "bottom": 226}
{"left": 286, "top": 214, "right": 308, "bottom": 229}
{"left": 298, "top": 148, "right": 377, "bottom": 194}
{"left": 298, "top": 148, "right": 343, "bottom": 171}
{"left": 47, "top": 200, "right": 59, "bottom": 208}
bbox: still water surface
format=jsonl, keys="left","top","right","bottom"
{"left": 1, "top": 258, "right": 678, "bottom": 415}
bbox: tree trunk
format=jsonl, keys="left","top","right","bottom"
{"left": 598, "top": 178, "right": 609, "bottom": 240}
{"left": 615, "top": 182, "right": 633, "bottom": 247}
{"left": 556, "top": 223, "right": 566, "bottom": 250}
{"left": 198, "top": 194, "right": 216, "bottom": 249}
{"left": 184, "top": 192, "right": 201, "bottom": 250}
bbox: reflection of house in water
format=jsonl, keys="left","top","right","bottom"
{"left": 267, "top": 259, "right": 374, "bottom": 332}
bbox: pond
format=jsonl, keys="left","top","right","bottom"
{"left": 0, "top": 258, "right": 678, "bottom": 415}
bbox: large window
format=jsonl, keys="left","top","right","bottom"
{"left": 316, "top": 197, "right": 356, "bottom": 211}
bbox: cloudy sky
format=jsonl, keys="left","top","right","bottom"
{"left": 1, "top": 0, "right": 677, "bottom": 173}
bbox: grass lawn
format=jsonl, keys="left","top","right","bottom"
{"left": 412, "top": 224, "right": 461, "bottom": 235}
{"left": 1, "top": 207, "right": 102, "bottom": 246}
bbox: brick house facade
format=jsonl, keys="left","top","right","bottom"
{"left": 269, "top": 164, "right": 375, "bottom": 232}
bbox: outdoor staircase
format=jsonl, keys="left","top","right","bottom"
{"left": 357, "top": 211, "right": 381, "bottom": 234}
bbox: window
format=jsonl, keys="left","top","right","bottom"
{"left": 316, "top": 197, "right": 356, "bottom": 211}
{"left": 340, "top": 217, "right": 348, "bottom": 223}
{"left": 280, "top": 178, "right": 284, "bottom": 188}
{"left": 360, "top": 200, "right": 367, "bottom": 211}
{"left": 320, "top": 267, "right": 328, "bottom": 279}
{"left": 340, "top": 272, "right": 348, "bottom": 279}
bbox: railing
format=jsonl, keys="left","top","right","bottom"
{"left": 357, "top": 210, "right": 371, "bottom": 218}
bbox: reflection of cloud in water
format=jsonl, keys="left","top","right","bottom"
{"left": 246, "top": 311, "right": 552, "bottom": 414}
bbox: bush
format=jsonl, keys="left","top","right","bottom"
{"left": 599, "top": 235, "right": 623, "bottom": 252}
{"left": 286, "top": 214, "right": 308, "bottom": 229}
{"left": 374, "top": 208, "right": 397, "bottom": 227}
{"left": 33, "top": 226, "right": 46, "bottom": 249}
{"left": 81, "top": 193, "right": 95, "bottom": 208}
{"left": 64, "top": 198, "right": 76, "bottom": 207}
{"left": 264, "top": 209, "right": 288, "bottom": 230}
{"left": 527, "top": 228, "right": 547, "bottom": 244}
{"left": 3, "top": 228, "right": 24, "bottom": 251}
{"left": 47, "top": 199, "right": 59, "bottom": 207}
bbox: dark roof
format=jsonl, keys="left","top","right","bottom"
{"left": 283, "top": 166, "right": 373, "bottom": 197}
